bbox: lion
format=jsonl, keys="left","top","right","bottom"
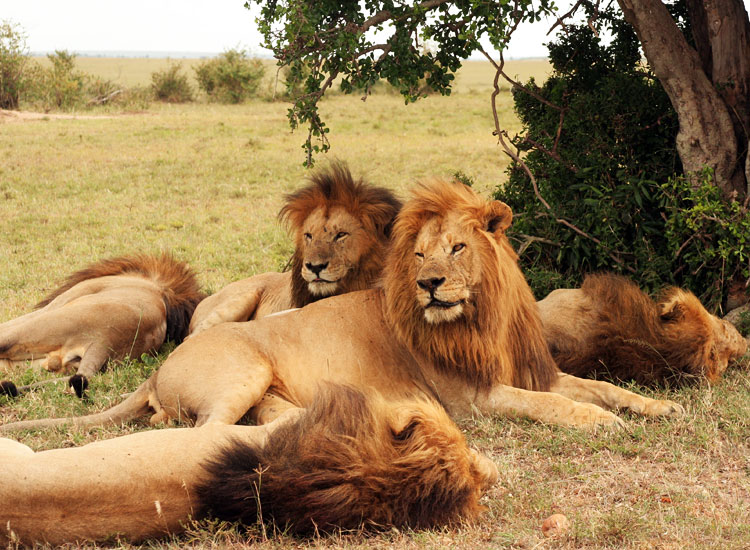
{"left": 538, "top": 273, "right": 748, "bottom": 386}
{"left": 0, "top": 385, "right": 496, "bottom": 545}
{"left": 0, "top": 180, "right": 684, "bottom": 435}
{"left": 188, "top": 161, "right": 401, "bottom": 336}
{"left": 0, "top": 254, "right": 203, "bottom": 398}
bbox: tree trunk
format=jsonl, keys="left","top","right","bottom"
{"left": 703, "top": 0, "right": 750, "bottom": 200}
{"left": 617, "top": 0, "right": 747, "bottom": 201}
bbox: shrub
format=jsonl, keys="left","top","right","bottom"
{"left": 495, "top": 8, "right": 681, "bottom": 299}
{"left": 0, "top": 20, "right": 28, "bottom": 110}
{"left": 46, "top": 50, "right": 87, "bottom": 108}
{"left": 495, "top": 5, "right": 748, "bottom": 310}
{"left": 23, "top": 50, "right": 87, "bottom": 110}
{"left": 151, "top": 61, "right": 193, "bottom": 103}
{"left": 660, "top": 169, "right": 750, "bottom": 307}
{"left": 22, "top": 50, "right": 124, "bottom": 111}
{"left": 194, "top": 49, "right": 265, "bottom": 103}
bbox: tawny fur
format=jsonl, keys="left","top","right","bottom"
{"left": 383, "top": 181, "right": 558, "bottom": 392}
{"left": 281, "top": 161, "right": 403, "bottom": 308}
{"left": 188, "top": 162, "right": 401, "bottom": 335}
{"left": 0, "top": 180, "right": 684, "bottom": 434}
{"left": 36, "top": 253, "right": 204, "bottom": 343}
{"left": 198, "top": 385, "right": 493, "bottom": 533}
{"left": 0, "top": 254, "right": 203, "bottom": 392}
{"left": 0, "top": 386, "right": 493, "bottom": 544}
{"left": 539, "top": 273, "right": 748, "bottom": 386}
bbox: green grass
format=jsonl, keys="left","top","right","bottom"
{"left": 1, "top": 57, "right": 749, "bottom": 550}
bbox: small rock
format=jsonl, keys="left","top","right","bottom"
{"left": 541, "top": 513, "right": 570, "bottom": 538}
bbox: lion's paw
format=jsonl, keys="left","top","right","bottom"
{"left": 571, "top": 403, "right": 625, "bottom": 430}
{"left": 641, "top": 398, "right": 685, "bottom": 418}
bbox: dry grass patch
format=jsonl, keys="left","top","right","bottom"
{"left": 0, "top": 60, "right": 748, "bottom": 549}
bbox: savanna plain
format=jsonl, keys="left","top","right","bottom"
{"left": 0, "top": 59, "right": 748, "bottom": 550}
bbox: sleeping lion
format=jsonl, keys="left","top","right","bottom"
{"left": 0, "top": 385, "right": 495, "bottom": 544}
{"left": 539, "top": 273, "right": 748, "bottom": 386}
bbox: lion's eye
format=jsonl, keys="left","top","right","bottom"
{"left": 415, "top": 252, "right": 424, "bottom": 258}
{"left": 304, "top": 233, "right": 312, "bottom": 241}
{"left": 452, "top": 243, "right": 466, "bottom": 254}
{"left": 334, "top": 231, "right": 349, "bottom": 241}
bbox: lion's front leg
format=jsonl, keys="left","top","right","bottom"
{"left": 188, "top": 287, "right": 263, "bottom": 338}
{"left": 476, "top": 384, "right": 625, "bottom": 429}
{"left": 249, "top": 393, "right": 302, "bottom": 425}
{"left": 549, "top": 373, "right": 685, "bottom": 418}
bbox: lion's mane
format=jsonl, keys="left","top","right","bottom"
{"left": 35, "top": 253, "right": 204, "bottom": 344}
{"left": 279, "top": 162, "right": 402, "bottom": 308}
{"left": 382, "top": 181, "right": 557, "bottom": 392}
{"left": 551, "top": 273, "right": 746, "bottom": 385}
{"left": 197, "top": 385, "right": 485, "bottom": 533}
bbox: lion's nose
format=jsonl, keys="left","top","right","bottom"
{"left": 305, "top": 262, "right": 329, "bottom": 276}
{"left": 417, "top": 277, "right": 445, "bottom": 292}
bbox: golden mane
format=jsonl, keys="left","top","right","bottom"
{"left": 197, "top": 385, "right": 486, "bottom": 533}
{"left": 382, "top": 180, "right": 557, "bottom": 392}
{"left": 279, "top": 161, "right": 402, "bottom": 307}
{"left": 551, "top": 273, "right": 747, "bottom": 385}
{"left": 35, "top": 253, "right": 204, "bottom": 344}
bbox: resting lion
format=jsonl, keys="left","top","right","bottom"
{"left": 0, "top": 254, "right": 203, "bottom": 398}
{"left": 0, "top": 385, "right": 495, "bottom": 545}
{"left": 539, "top": 273, "right": 748, "bottom": 386}
{"left": 188, "top": 161, "right": 401, "bottom": 336}
{"left": 1, "top": 180, "right": 684, "bottom": 434}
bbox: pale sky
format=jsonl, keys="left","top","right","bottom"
{"left": 3, "top": 0, "right": 577, "bottom": 59}
{"left": 3, "top": 1, "right": 750, "bottom": 60}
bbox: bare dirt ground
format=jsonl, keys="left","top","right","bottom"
{"left": 0, "top": 108, "right": 119, "bottom": 122}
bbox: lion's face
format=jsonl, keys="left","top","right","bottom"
{"left": 709, "top": 316, "right": 747, "bottom": 378}
{"left": 298, "top": 206, "right": 370, "bottom": 297}
{"left": 412, "top": 212, "right": 484, "bottom": 324}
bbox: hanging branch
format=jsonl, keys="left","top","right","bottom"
{"left": 479, "top": 41, "right": 635, "bottom": 272}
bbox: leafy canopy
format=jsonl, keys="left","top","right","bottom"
{"left": 247, "top": 0, "right": 555, "bottom": 164}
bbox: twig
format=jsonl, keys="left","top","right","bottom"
{"left": 548, "top": 0, "right": 585, "bottom": 35}
{"left": 520, "top": 135, "right": 578, "bottom": 173}
{"left": 674, "top": 233, "right": 697, "bottom": 259}
{"left": 359, "top": 0, "right": 451, "bottom": 33}
{"left": 513, "top": 234, "right": 561, "bottom": 256}
{"left": 87, "top": 89, "right": 122, "bottom": 105}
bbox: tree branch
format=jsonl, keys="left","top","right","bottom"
{"left": 481, "top": 43, "right": 635, "bottom": 273}
{"left": 359, "top": 0, "right": 452, "bottom": 33}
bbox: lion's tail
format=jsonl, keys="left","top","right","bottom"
{"left": 35, "top": 253, "right": 204, "bottom": 344}
{"left": 197, "top": 385, "right": 489, "bottom": 533}
{"left": 0, "top": 379, "right": 153, "bottom": 434}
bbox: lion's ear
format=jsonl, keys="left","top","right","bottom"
{"left": 485, "top": 200, "right": 513, "bottom": 234}
{"left": 393, "top": 418, "right": 419, "bottom": 441}
{"left": 660, "top": 300, "right": 684, "bottom": 322}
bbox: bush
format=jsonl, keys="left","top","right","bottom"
{"left": 495, "top": 8, "right": 681, "bottom": 299}
{"left": 495, "top": 5, "right": 748, "bottom": 310}
{"left": 660, "top": 169, "right": 750, "bottom": 307}
{"left": 45, "top": 50, "right": 87, "bottom": 108}
{"left": 194, "top": 49, "right": 265, "bottom": 103}
{"left": 22, "top": 50, "right": 123, "bottom": 111}
{"left": 0, "top": 20, "right": 28, "bottom": 109}
{"left": 151, "top": 61, "right": 193, "bottom": 103}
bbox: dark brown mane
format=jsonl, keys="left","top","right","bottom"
{"left": 36, "top": 254, "right": 204, "bottom": 344}
{"left": 279, "top": 161, "right": 402, "bottom": 308}
{"left": 196, "top": 385, "right": 484, "bottom": 533}
{"left": 382, "top": 180, "right": 557, "bottom": 392}
{"left": 551, "top": 273, "right": 726, "bottom": 386}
